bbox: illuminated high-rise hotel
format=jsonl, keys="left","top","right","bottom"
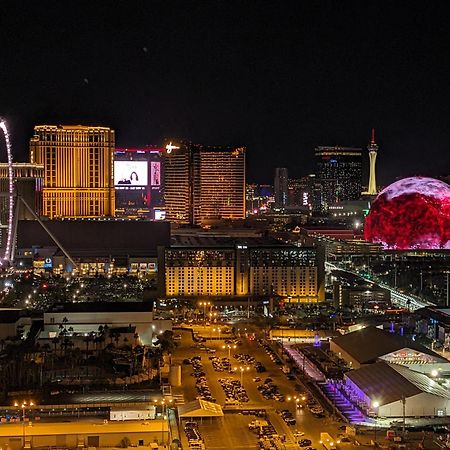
{"left": 274, "top": 167, "right": 288, "bottom": 208}
{"left": 367, "top": 128, "right": 378, "bottom": 195}
{"left": 163, "top": 143, "right": 191, "bottom": 223}
{"left": 30, "top": 125, "right": 115, "bottom": 218}
{"left": 164, "top": 142, "right": 246, "bottom": 225}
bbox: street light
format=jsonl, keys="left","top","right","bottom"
{"left": 154, "top": 398, "right": 174, "bottom": 446}
{"left": 198, "top": 301, "right": 211, "bottom": 325}
{"left": 14, "top": 400, "right": 34, "bottom": 448}
{"left": 287, "top": 395, "right": 302, "bottom": 410}
{"left": 212, "top": 326, "right": 221, "bottom": 340}
{"left": 234, "top": 366, "right": 250, "bottom": 385}
{"left": 372, "top": 400, "right": 379, "bottom": 446}
{"left": 223, "top": 344, "right": 236, "bottom": 359}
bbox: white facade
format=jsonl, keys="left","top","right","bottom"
{"left": 43, "top": 310, "right": 171, "bottom": 345}
{"left": 379, "top": 392, "right": 449, "bottom": 417}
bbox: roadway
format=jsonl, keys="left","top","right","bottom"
{"left": 326, "top": 261, "right": 435, "bottom": 310}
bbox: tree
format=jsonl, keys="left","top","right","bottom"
{"left": 155, "top": 330, "right": 175, "bottom": 355}
{"left": 133, "top": 332, "right": 140, "bottom": 347}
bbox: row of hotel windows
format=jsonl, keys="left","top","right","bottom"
{"left": 37, "top": 132, "right": 113, "bottom": 143}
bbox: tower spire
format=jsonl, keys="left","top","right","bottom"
{"left": 367, "top": 128, "right": 378, "bottom": 195}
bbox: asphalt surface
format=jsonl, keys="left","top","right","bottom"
{"left": 172, "top": 329, "right": 445, "bottom": 450}
{"left": 172, "top": 330, "right": 350, "bottom": 450}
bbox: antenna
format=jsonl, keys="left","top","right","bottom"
{"left": 371, "top": 128, "right": 375, "bottom": 145}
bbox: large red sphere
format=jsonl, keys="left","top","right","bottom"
{"left": 364, "top": 177, "right": 450, "bottom": 250}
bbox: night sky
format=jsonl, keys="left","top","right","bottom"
{"left": 1, "top": 1, "right": 450, "bottom": 185}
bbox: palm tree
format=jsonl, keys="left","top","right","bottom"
{"left": 155, "top": 330, "right": 175, "bottom": 355}
{"left": 133, "top": 333, "right": 140, "bottom": 348}
{"left": 52, "top": 336, "right": 60, "bottom": 354}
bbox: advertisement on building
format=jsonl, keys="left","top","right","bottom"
{"left": 114, "top": 149, "right": 164, "bottom": 219}
{"left": 114, "top": 161, "right": 148, "bottom": 186}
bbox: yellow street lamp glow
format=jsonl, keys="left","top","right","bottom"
{"left": 372, "top": 401, "right": 380, "bottom": 408}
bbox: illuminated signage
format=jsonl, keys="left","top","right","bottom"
{"left": 302, "top": 192, "right": 309, "bottom": 206}
{"left": 165, "top": 142, "right": 180, "bottom": 154}
{"left": 150, "top": 161, "right": 161, "bottom": 186}
{"left": 154, "top": 209, "right": 166, "bottom": 220}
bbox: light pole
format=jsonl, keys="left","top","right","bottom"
{"left": 234, "top": 366, "right": 249, "bottom": 385}
{"left": 223, "top": 344, "right": 236, "bottom": 359}
{"left": 212, "top": 325, "right": 220, "bottom": 340}
{"left": 199, "top": 301, "right": 210, "bottom": 325}
{"left": 372, "top": 400, "right": 379, "bottom": 447}
{"left": 446, "top": 271, "right": 449, "bottom": 307}
{"left": 154, "top": 398, "right": 173, "bottom": 447}
{"left": 14, "top": 400, "right": 34, "bottom": 449}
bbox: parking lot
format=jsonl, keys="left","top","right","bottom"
{"left": 172, "top": 329, "right": 351, "bottom": 450}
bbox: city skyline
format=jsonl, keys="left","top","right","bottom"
{"left": 0, "top": 3, "right": 449, "bottom": 448}
{"left": 0, "top": 2, "right": 450, "bottom": 185}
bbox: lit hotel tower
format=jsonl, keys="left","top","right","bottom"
{"left": 367, "top": 128, "right": 378, "bottom": 195}
{"left": 30, "top": 125, "right": 115, "bottom": 218}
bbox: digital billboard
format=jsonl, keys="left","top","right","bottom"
{"left": 114, "top": 148, "right": 164, "bottom": 219}
{"left": 150, "top": 161, "right": 161, "bottom": 186}
{"left": 114, "top": 161, "right": 148, "bottom": 186}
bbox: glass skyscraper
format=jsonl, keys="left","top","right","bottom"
{"left": 315, "top": 146, "right": 362, "bottom": 210}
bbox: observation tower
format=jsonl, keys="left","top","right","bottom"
{"left": 367, "top": 128, "right": 378, "bottom": 195}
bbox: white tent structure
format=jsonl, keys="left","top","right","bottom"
{"left": 345, "top": 362, "right": 450, "bottom": 418}
{"left": 178, "top": 399, "right": 224, "bottom": 419}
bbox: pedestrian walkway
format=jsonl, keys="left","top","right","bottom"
{"left": 283, "top": 345, "right": 326, "bottom": 382}
{"left": 320, "top": 381, "right": 367, "bottom": 424}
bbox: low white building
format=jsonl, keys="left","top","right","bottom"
{"left": 330, "top": 326, "right": 450, "bottom": 375}
{"left": 42, "top": 302, "right": 172, "bottom": 346}
{"left": 345, "top": 362, "right": 450, "bottom": 418}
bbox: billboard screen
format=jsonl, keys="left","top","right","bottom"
{"left": 114, "top": 161, "right": 148, "bottom": 186}
{"left": 150, "top": 161, "right": 161, "bottom": 186}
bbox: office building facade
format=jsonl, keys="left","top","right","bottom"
{"left": 30, "top": 125, "right": 115, "bottom": 218}
{"left": 315, "top": 146, "right": 362, "bottom": 210}
{"left": 274, "top": 167, "right": 288, "bottom": 208}
{"left": 164, "top": 142, "right": 246, "bottom": 225}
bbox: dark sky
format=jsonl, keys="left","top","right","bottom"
{"left": 1, "top": 1, "right": 450, "bottom": 185}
